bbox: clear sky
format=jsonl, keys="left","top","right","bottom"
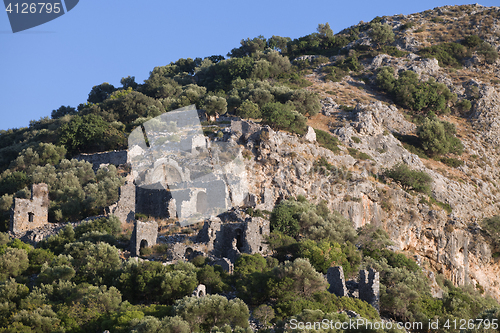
{"left": 1, "top": 1, "right": 498, "bottom": 131}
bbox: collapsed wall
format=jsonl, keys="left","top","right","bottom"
{"left": 327, "top": 266, "right": 380, "bottom": 311}
{"left": 166, "top": 212, "right": 270, "bottom": 264}
{"left": 75, "top": 150, "right": 129, "bottom": 172}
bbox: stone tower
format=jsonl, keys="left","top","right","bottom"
{"left": 10, "top": 183, "right": 49, "bottom": 233}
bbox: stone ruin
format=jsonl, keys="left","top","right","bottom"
{"left": 75, "top": 150, "right": 129, "bottom": 172}
{"left": 327, "top": 266, "right": 380, "bottom": 311}
{"left": 166, "top": 210, "right": 270, "bottom": 265}
{"left": 128, "top": 106, "right": 249, "bottom": 226}
{"left": 10, "top": 183, "right": 49, "bottom": 234}
{"left": 130, "top": 221, "right": 158, "bottom": 257}
{"left": 106, "top": 183, "right": 136, "bottom": 225}
{"left": 192, "top": 284, "right": 206, "bottom": 298}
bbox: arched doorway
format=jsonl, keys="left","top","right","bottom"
{"left": 185, "top": 247, "right": 194, "bottom": 260}
{"left": 164, "top": 165, "right": 183, "bottom": 185}
{"left": 139, "top": 239, "right": 149, "bottom": 256}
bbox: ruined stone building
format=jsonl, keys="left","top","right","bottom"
{"left": 165, "top": 211, "right": 270, "bottom": 264}
{"left": 106, "top": 183, "right": 136, "bottom": 225}
{"left": 327, "top": 266, "right": 380, "bottom": 311}
{"left": 128, "top": 107, "right": 249, "bottom": 225}
{"left": 10, "top": 183, "right": 49, "bottom": 233}
{"left": 130, "top": 221, "right": 158, "bottom": 257}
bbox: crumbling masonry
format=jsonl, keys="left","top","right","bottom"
{"left": 10, "top": 183, "right": 49, "bottom": 233}
{"left": 327, "top": 266, "right": 380, "bottom": 311}
{"left": 130, "top": 221, "right": 158, "bottom": 257}
{"left": 166, "top": 212, "right": 270, "bottom": 264}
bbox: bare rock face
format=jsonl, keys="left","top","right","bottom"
{"left": 303, "top": 126, "right": 316, "bottom": 142}
{"left": 469, "top": 83, "right": 500, "bottom": 146}
{"left": 395, "top": 35, "right": 422, "bottom": 52}
{"left": 225, "top": 115, "right": 500, "bottom": 300}
{"left": 333, "top": 103, "right": 424, "bottom": 170}
{"left": 370, "top": 54, "right": 445, "bottom": 84}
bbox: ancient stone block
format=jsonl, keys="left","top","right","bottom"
{"left": 10, "top": 183, "right": 49, "bottom": 233}
{"left": 327, "top": 266, "right": 348, "bottom": 297}
{"left": 359, "top": 268, "right": 380, "bottom": 311}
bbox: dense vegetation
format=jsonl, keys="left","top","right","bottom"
{"left": 1, "top": 194, "right": 498, "bottom": 332}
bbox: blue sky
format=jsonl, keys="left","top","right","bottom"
{"left": 1, "top": 1, "right": 498, "bottom": 131}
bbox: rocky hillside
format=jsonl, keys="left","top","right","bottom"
{"left": 234, "top": 4, "right": 500, "bottom": 300}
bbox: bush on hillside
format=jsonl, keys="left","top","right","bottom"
{"left": 384, "top": 163, "right": 432, "bottom": 195}
{"left": 417, "top": 116, "right": 464, "bottom": 156}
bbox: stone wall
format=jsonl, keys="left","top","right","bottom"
{"left": 327, "top": 266, "right": 348, "bottom": 297}
{"left": 10, "top": 183, "right": 49, "bottom": 233}
{"left": 327, "top": 266, "right": 380, "bottom": 311}
{"left": 130, "top": 221, "right": 158, "bottom": 257}
{"left": 135, "top": 186, "right": 174, "bottom": 219}
{"left": 75, "top": 150, "right": 128, "bottom": 171}
{"left": 107, "top": 183, "right": 136, "bottom": 225}
{"left": 166, "top": 212, "right": 270, "bottom": 264}
{"left": 359, "top": 269, "right": 380, "bottom": 312}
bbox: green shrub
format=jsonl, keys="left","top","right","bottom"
{"left": 377, "top": 68, "right": 456, "bottom": 114}
{"left": 369, "top": 23, "right": 395, "bottom": 45}
{"left": 74, "top": 215, "right": 121, "bottom": 239}
{"left": 313, "top": 156, "right": 337, "bottom": 175}
{"left": 270, "top": 198, "right": 311, "bottom": 237}
{"left": 456, "top": 99, "right": 472, "bottom": 113}
{"left": 418, "top": 42, "right": 467, "bottom": 68}
{"left": 481, "top": 216, "right": 500, "bottom": 250}
{"left": 339, "top": 104, "right": 355, "bottom": 112}
{"left": 236, "top": 99, "right": 261, "bottom": 119}
{"left": 172, "top": 295, "right": 249, "bottom": 332}
{"left": 322, "top": 65, "right": 348, "bottom": 82}
{"left": 351, "top": 136, "right": 361, "bottom": 143}
{"left": 252, "top": 304, "right": 275, "bottom": 327}
{"left": 335, "top": 55, "right": 361, "bottom": 72}
{"left": 400, "top": 22, "right": 415, "bottom": 30}
{"left": 380, "top": 45, "right": 408, "bottom": 57}
{"left": 476, "top": 42, "right": 499, "bottom": 64}
{"left": 196, "top": 264, "right": 229, "bottom": 294}
{"left": 357, "top": 224, "right": 393, "bottom": 252}
{"left": 462, "top": 35, "right": 483, "bottom": 48}
{"left": 135, "top": 213, "right": 148, "bottom": 221}
{"left": 347, "top": 148, "right": 372, "bottom": 160}
{"left": 261, "top": 102, "right": 307, "bottom": 134}
{"left": 38, "top": 224, "right": 76, "bottom": 255}
{"left": 0, "top": 247, "right": 29, "bottom": 281}
{"left": 437, "top": 156, "right": 464, "bottom": 168}
{"left": 310, "top": 55, "right": 330, "bottom": 66}
{"left": 417, "top": 117, "right": 464, "bottom": 156}
{"left": 384, "top": 163, "right": 432, "bottom": 195}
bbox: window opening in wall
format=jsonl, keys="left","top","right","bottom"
{"left": 28, "top": 212, "right": 34, "bottom": 222}
{"left": 235, "top": 229, "right": 244, "bottom": 252}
